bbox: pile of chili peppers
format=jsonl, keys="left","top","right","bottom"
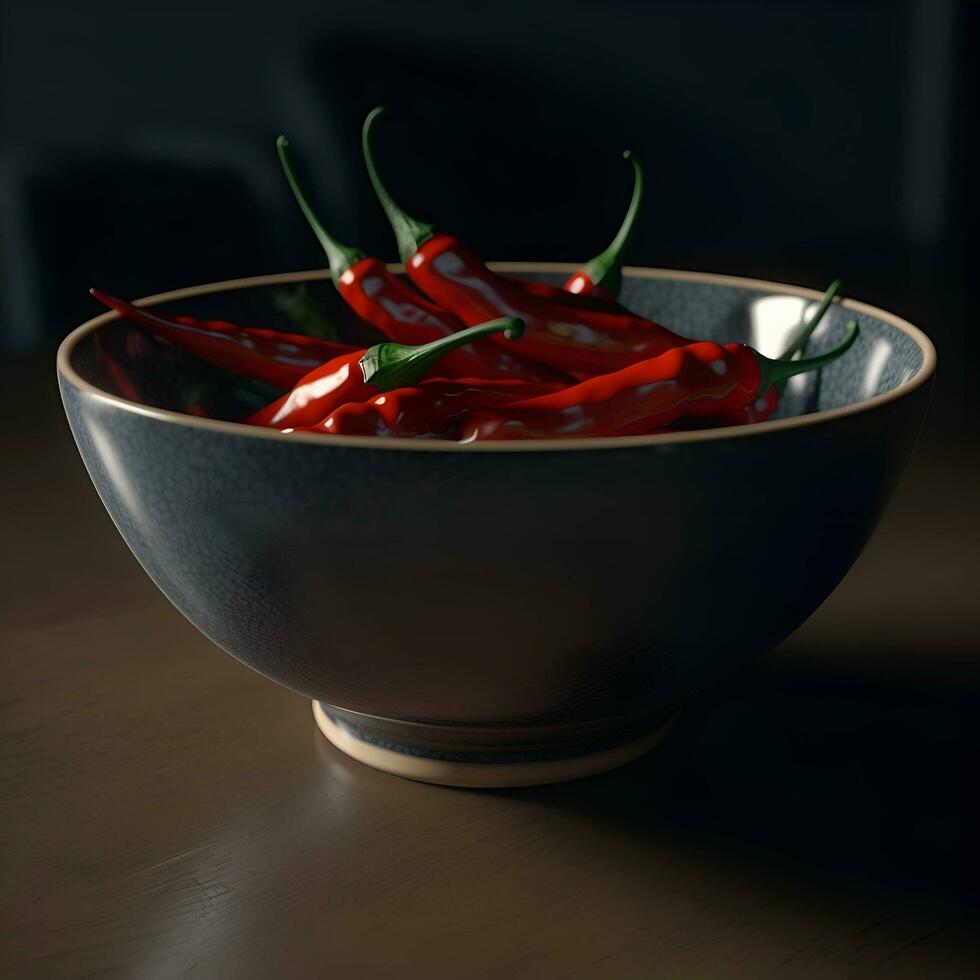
{"left": 92, "top": 107, "right": 859, "bottom": 441}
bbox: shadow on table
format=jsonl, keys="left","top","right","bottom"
{"left": 506, "top": 640, "right": 980, "bottom": 920}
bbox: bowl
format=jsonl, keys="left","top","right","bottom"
{"left": 57, "top": 265, "right": 936, "bottom": 787}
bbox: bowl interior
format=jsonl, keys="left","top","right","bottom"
{"left": 68, "top": 267, "right": 926, "bottom": 428}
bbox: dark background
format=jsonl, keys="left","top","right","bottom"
{"left": 0, "top": 0, "right": 974, "bottom": 432}
{"left": 2, "top": 3, "right": 980, "bottom": 974}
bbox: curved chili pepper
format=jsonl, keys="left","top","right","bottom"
{"left": 276, "top": 137, "right": 565, "bottom": 385}
{"left": 361, "top": 107, "right": 690, "bottom": 377}
{"left": 90, "top": 289, "right": 354, "bottom": 389}
{"left": 504, "top": 155, "right": 641, "bottom": 306}
{"left": 563, "top": 150, "right": 643, "bottom": 300}
{"left": 248, "top": 316, "right": 524, "bottom": 429}
{"left": 301, "top": 377, "right": 561, "bottom": 438}
{"left": 695, "top": 278, "right": 843, "bottom": 429}
{"left": 674, "top": 279, "right": 843, "bottom": 430}
{"left": 457, "top": 322, "right": 859, "bottom": 441}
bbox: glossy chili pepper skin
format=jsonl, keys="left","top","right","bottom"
{"left": 459, "top": 318, "right": 860, "bottom": 441}
{"left": 335, "top": 256, "right": 565, "bottom": 383}
{"left": 406, "top": 235, "right": 688, "bottom": 376}
{"left": 246, "top": 350, "right": 371, "bottom": 427}
{"left": 667, "top": 385, "right": 781, "bottom": 432}
{"left": 360, "top": 108, "right": 687, "bottom": 377}
{"left": 679, "top": 279, "right": 844, "bottom": 431}
{"left": 247, "top": 316, "right": 525, "bottom": 429}
{"left": 275, "top": 136, "right": 565, "bottom": 386}
{"left": 336, "top": 256, "right": 459, "bottom": 346}
{"left": 303, "top": 377, "right": 561, "bottom": 438}
{"left": 563, "top": 150, "right": 643, "bottom": 300}
{"left": 91, "top": 289, "right": 354, "bottom": 389}
{"left": 668, "top": 381, "right": 780, "bottom": 432}
{"left": 713, "top": 385, "right": 781, "bottom": 426}
{"left": 459, "top": 342, "right": 762, "bottom": 441}
{"left": 561, "top": 273, "right": 617, "bottom": 302}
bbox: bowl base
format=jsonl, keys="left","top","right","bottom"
{"left": 312, "top": 702, "right": 676, "bottom": 788}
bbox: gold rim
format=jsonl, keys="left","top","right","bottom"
{"left": 57, "top": 264, "right": 937, "bottom": 453}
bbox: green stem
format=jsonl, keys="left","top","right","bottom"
{"left": 360, "top": 317, "right": 525, "bottom": 390}
{"left": 277, "top": 136, "right": 365, "bottom": 281}
{"left": 779, "top": 279, "right": 842, "bottom": 363}
{"left": 756, "top": 320, "right": 859, "bottom": 393}
{"left": 361, "top": 106, "right": 436, "bottom": 263}
{"left": 580, "top": 150, "right": 644, "bottom": 297}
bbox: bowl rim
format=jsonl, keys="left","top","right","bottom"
{"left": 57, "top": 263, "right": 937, "bottom": 453}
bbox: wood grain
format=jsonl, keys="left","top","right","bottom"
{"left": 3, "top": 354, "right": 978, "bottom": 978}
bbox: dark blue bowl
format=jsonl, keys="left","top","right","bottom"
{"left": 58, "top": 265, "right": 936, "bottom": 786}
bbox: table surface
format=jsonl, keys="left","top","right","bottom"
{"left": 3, "top": 355, "right": 979, "bottom": 979}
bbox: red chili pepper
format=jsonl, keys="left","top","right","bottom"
{"left": 457, "top": 322, "right": 859, "bottom": 441}
{"left": 710, "top": 384, "right": 783, "bottom": 428}
{"left": 276, "top": 137, "right": 566, "bottom": 385}
{"left": 301, "top": 377, "right": 561, "bottom": 438}
{"left": 247, "top": 315, "right": 524, "bottom": 429}
{"left": 562, "top": 150, "right": 643, "bottom": 300}
{"left": 678, "top": 279, "right": 843, "bottom": 430}
{"left": 90, "top": 289, "right": 354, "bottom": 389}
{"left": 361, "top": 107, "right": 690, "bottom": 378}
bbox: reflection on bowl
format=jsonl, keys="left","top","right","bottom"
{"left": 58, "top": 265, "right": 935, "bottom": 786}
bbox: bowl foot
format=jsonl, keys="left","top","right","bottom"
{"left": 312, "top": 702, "right": 676, "bottom": 788}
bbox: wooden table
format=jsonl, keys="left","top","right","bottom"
{"left": 3, "top": 355, "right": 979, "bottom": 978}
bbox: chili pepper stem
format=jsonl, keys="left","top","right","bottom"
{"left": 360, "top": 317, "right": 525, "bottom": 390}
{"left": 779, "top": 279, "right": 843, "bottom": 363}
{"left": 579, "top": 150, "right": 643, "bottom": 298}
{"left": 362, "top": 106, "right": 436, "bottom": 263}
{"left": 277, "top": 136, "right": 365, "bottom": 281}
{"left": 756, "top": 320, "right": 859, "bottom": 393}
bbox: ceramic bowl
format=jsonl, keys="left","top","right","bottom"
{"left": 58, "top": 265, "right": 935, "bottom": 787}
